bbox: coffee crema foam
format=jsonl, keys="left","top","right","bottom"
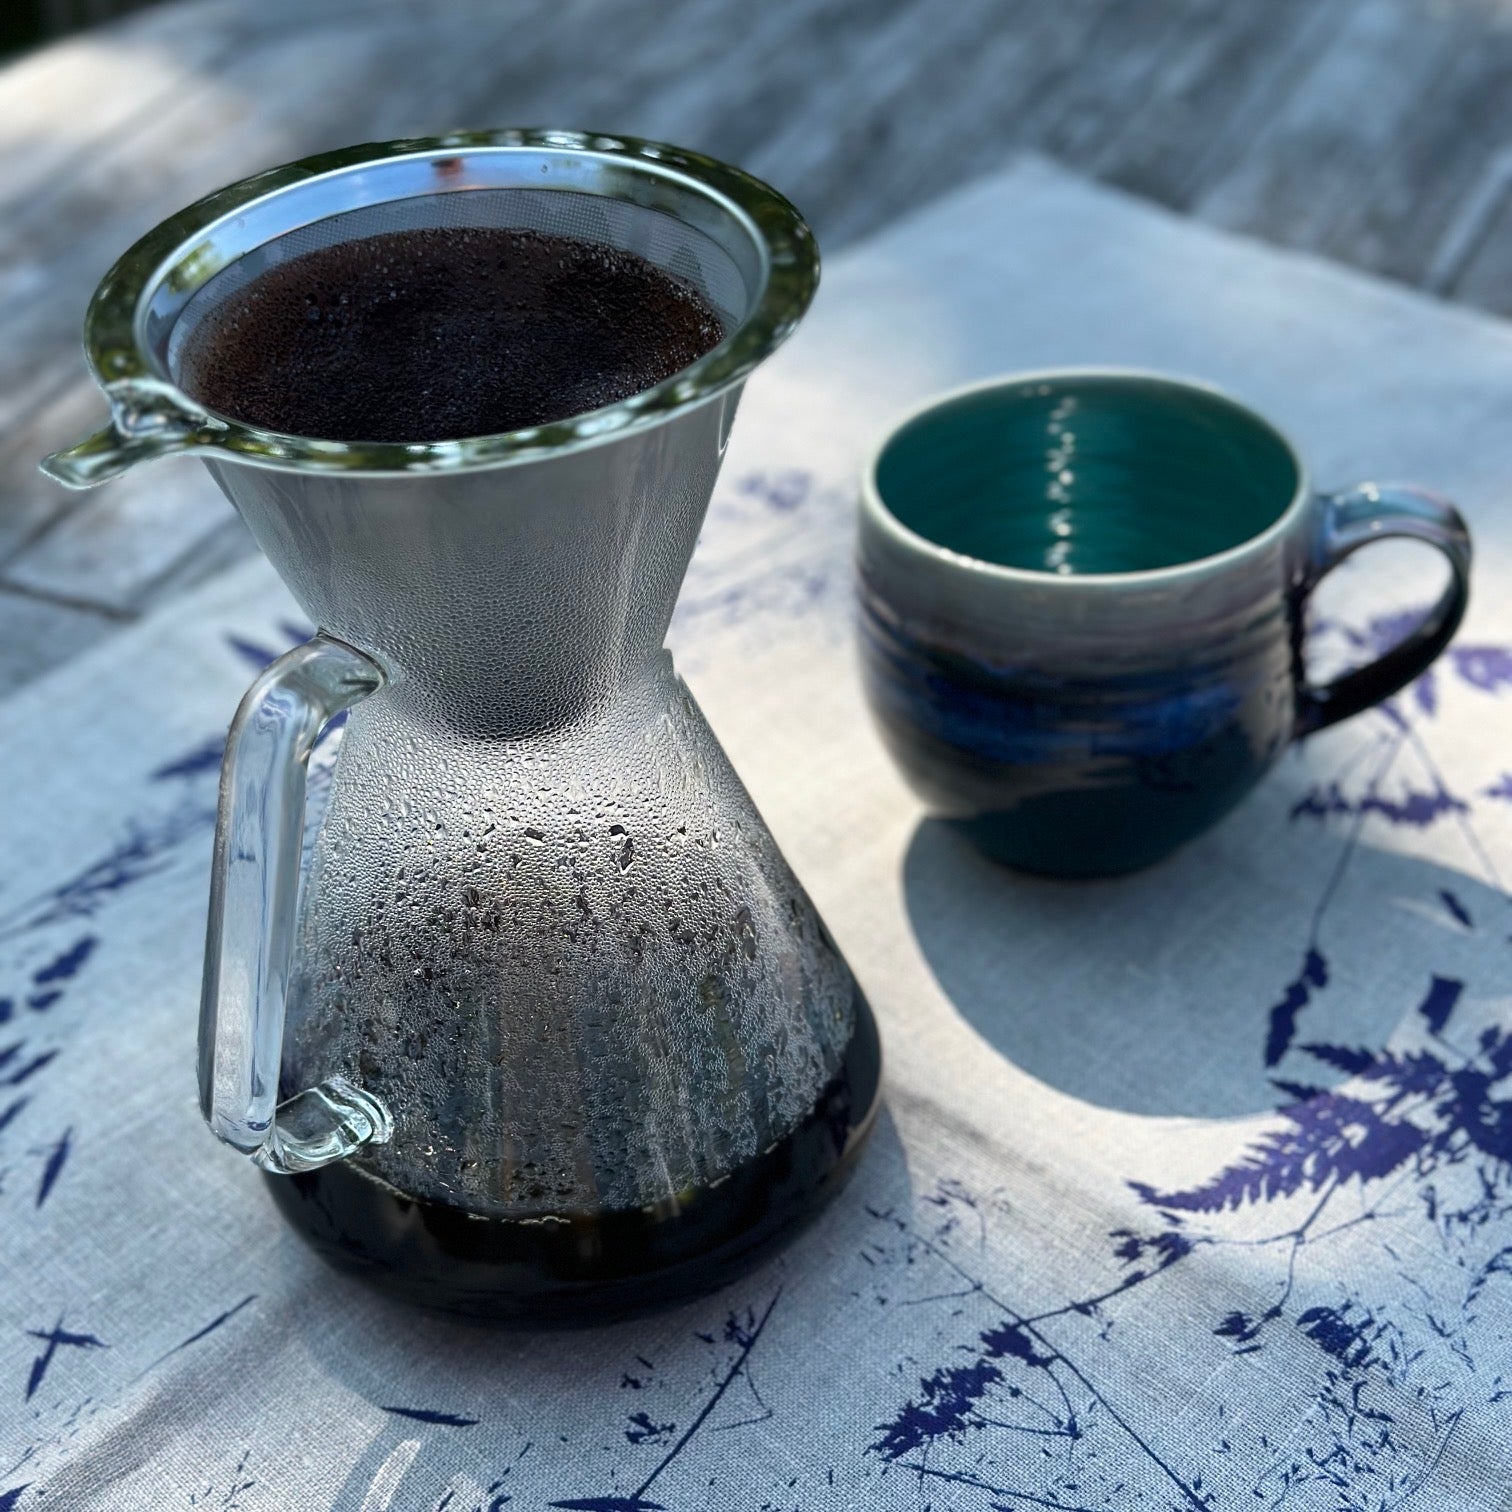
{"left": 177, "top": 227, "right": 726, "bottom": 443}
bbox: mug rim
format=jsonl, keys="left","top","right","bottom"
{"left": 860, "top": 367, "right": 1312, "bottom": 587}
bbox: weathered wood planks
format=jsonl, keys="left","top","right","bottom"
{"left": 0, "top": 0, "right": 1507, "bottom": 694}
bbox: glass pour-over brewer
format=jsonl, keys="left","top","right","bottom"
{"left": 42, "top": 131, "right": 881, "bottom": 1320}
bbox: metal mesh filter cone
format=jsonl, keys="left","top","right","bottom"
{"left": 44, "top": 135, "right": 815, "bottom": 482}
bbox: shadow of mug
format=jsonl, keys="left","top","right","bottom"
{"left": 901, "top": 801, "right": 1500, "bottom": 1119}
{"left": 858, "top": 371, "right": 1472, "bottom": 876}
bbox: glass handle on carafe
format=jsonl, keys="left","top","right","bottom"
{"left": 199, "top": 633, "right": 393, "bottom": 1175}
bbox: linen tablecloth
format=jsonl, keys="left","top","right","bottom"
{"left": 4, "top": 156, "right": 1512, "bottom": 1510}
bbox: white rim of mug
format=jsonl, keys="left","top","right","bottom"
{"left": 860, "top": 367, "right": 1313, "bottom": 587}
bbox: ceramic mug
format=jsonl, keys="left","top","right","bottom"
{"left": 857, "top": 370, "right": 1472, "bottom": 876}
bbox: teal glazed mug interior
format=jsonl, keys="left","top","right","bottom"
{"left": 857, "top": 370, "right": 1473, "bottom": 876}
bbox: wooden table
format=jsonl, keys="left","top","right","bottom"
{"left": 3, "top": 0, "right": 1510, "bottom": 698}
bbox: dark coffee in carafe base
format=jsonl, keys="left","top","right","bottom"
{"left": 177, "top": 227, "right": 726, "bottom": 441}
{"left": 268, "top": 987, "right": 879, "bottom": 1322}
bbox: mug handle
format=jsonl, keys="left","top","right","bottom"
{"left": 1295, "top": 483, "right": 1472, "bottom": 736}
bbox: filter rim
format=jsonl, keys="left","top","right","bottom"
{"left": 79, "top": 129, "right": 820, "bottom": 476}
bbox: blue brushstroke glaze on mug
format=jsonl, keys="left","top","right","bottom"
{"left": 857, "top": 371, "right": 1472, "bottom": 876}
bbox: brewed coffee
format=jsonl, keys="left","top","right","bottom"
{"left": 268, "top": 989, "right": 880, "bottom": 1322}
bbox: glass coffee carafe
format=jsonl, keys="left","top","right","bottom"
{"left": 43, "top": 130, "right": 881, "bottom": 1320}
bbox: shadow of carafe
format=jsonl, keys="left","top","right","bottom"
{"left": 288, "top": 1111, "right": 916, "bottom": 1511}
{"left": 37, "top": 1113, "right": 912, "bottom": 1511}
{"left": 902, "top": 800, "right": 1505, "bottom": 1120}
